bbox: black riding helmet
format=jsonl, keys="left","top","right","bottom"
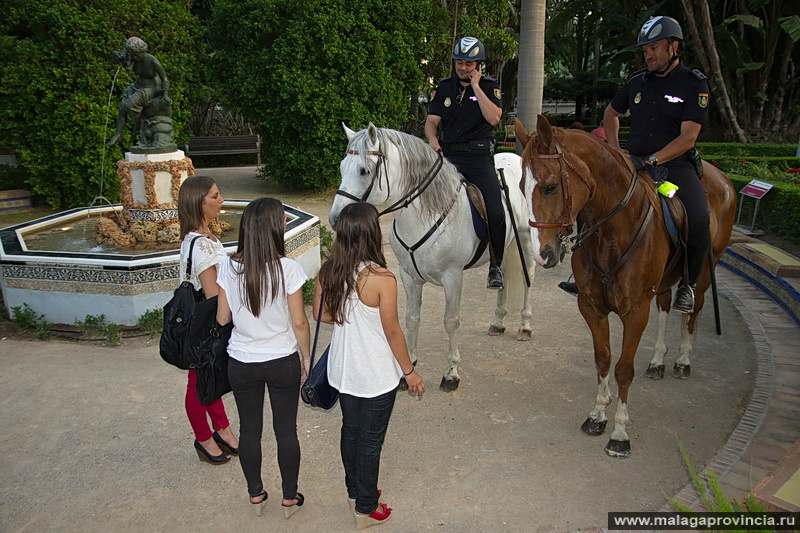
{"left": 452, "top": 37, "right": 485, "bottom": 61}
{"left": 637, "top": 16, "right": 684, "bottom": 47}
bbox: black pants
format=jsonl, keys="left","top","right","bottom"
{"left": 228, "top": 352, "right": 301, "bottom": 500}
{"left": 339, "top": 388, "right": 398, "bottom": 515}
{"left": 661, "top": 159, "right": 710, "bottom": 249}
{"left": 445, "top": 151, "right": 506, "bottom": 266}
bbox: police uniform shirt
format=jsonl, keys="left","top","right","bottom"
{"left": 610, "top": 63, "right": 709, "bottom": 157}
{"left": 429, "top": 76, "right": 502, "bottom": 144}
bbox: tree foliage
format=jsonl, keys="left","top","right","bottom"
{"left": 0, "top": 0, "right": 203, "bottom": 207}
{"left": 207, "top": 0, "right": 431, "bottom": 190}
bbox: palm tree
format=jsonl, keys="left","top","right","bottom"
{"left": 517, "top": 0, "right": 546, "bottom": 138}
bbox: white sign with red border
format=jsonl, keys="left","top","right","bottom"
{"left": 739, "top": 179, "right": 774, "bottom": 199}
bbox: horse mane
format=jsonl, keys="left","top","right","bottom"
{"left": 347, "top": 127, "right": 463, "bottom": 221}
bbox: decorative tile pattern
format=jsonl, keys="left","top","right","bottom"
{"left": 128, "top": 208, "right": 179, "bottom": 223}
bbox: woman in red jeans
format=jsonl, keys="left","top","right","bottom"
{"left": 178, "top": 176, "right": 239, "bottom": 464}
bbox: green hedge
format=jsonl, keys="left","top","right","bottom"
{"left": 727, "top": 172, "right": 800, "bottom": 243}
{"left": 706, "top": 157, "right": 800, "bottom": 182}
{"left": 697, "top": 143, "right": 797, "bottom": 157}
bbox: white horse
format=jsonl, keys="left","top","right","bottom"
{"left": 330, "top": 123, "right": 536, "bottom": 391}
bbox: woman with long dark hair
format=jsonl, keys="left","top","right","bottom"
{"left": 177, "top": 176, "right": 239, "bottom": 465}
{"left": 216, "top": 197, "right": 310, "bottom": 519}
{"left": 313, "top": 202, "right": 425, "bottom": 529}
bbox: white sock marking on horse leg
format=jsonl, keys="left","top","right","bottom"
{"left": 677, "top": 313, "right": 695, "bottom": 367}
{"left": 589, "top": 374, "right": 611, "bottom": 422}
{"left": 610, "top": 402, "right": 630, "bottom": 443}
{"left": 649, "top": 309, "right": 669, "bottom": 368}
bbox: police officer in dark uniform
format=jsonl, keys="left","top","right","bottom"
{"left": 603, "top": 16, "right": 711, "bottom": 313}
{"left": 425, "top": 36, "right": 506, "bottom": 290}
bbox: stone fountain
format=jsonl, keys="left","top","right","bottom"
{"left": 0, "top": 38, "right": 320, "bottom": 326}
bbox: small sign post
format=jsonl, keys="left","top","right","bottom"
{"left": 735, "top": 179, "right": 774, "bottom": 235}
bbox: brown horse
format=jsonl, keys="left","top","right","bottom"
{"left": 516, "top": 115, "right": 736, "bottom": 457}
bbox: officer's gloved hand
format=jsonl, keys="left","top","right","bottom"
{"left": 629, "top": 155, "right": 646, "bottom": 172}
{"left": 651, "top": 165, "right": 669, "bottom": 183}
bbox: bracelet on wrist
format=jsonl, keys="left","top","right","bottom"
{"left": 403, "top": 367, "right": 415, "bottom": 376}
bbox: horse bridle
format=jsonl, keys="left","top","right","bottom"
{"left": 336, "top": 149, "right": 389, "bottom": 204}
{"left": 337, "top": 147, "right": 443, "bottom": 217}
{"left": 524, "top": 136, "right": 639, "bottom": 251}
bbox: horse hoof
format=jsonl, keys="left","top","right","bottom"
{"left": 605, "top": 439, "right": 631, "bottom": 458}
{"left": 516, "top": 329, "right": 532, "bottom": 341}
{"left": 398, "top": 377, "right": 409, "bottom": 391}
{"left": 646, "top": 364, "right": 665, "bottom": 380}
{"left": 580, "top": 417, "right": 607, "bottom": 436}
{"left": 439, "top": 377, "right": 460, "bottom": 392}
{"left": 487, "top": 325, "right": 506, "bottom": 336}
{"left": 673, "top": 363, "right": 691, "bottom": 379}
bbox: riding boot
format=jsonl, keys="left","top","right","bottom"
{"left": 487, "top": 265, "right": 504, "bottom": 290}
{"left": 673, "top": 244, "right": 707, "bottom": 314}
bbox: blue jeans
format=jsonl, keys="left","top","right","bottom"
{"left": 228, "top": 353, "right": 301, "bottom": 500}
{"left": 339, "top": 388, "right": 398, "bottom": 514}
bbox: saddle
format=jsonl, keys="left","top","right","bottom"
{"left": 465, "top": 181, "right": 489, "bottom": 240}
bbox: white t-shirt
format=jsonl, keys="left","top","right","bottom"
{"left": 327, "top": 263, "right": 402, "bottom": 398}
{"left": 179, "top": 233, "right": 227, "bottom": 292}
{"left": 217, "top": 256, "right": 308, "bottom": 363}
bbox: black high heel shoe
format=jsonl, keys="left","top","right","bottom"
{"left": 213, "top": 431, "right": 239, "bottom": 455}
{"left": 282, "top": 492, "right": 304, "bottom": 519}
{"left": 194, "top": 440, "right": 230, "bottom": 465}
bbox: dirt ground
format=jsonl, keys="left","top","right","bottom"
{"left": 0, "top": 167, "right": 757, "bottom": 533}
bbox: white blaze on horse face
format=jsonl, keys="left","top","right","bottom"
{"left": 524, "top": 167, "right": 548, "bottom": 266}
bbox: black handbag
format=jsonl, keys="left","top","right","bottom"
{"left": 159, "top": 236, "right": 205, "bottom": 370}
{"left": 192, "top": 296, "right": 233, "bottom": 404}
{"left": 300, "top": 296, "right": 339, "bottom": 409}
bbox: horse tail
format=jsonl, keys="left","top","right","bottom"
{"left": 502, "top": 236, "right": 525, "bottom": 311}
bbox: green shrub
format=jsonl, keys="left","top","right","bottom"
{"left": 105, "top": 323, "right": 122, "bottom": 346}
{"left": 10, "top": 303, "right": 41, "bottom": 331}
{"left": 36, "top": 320, "right": 52, "bottom": 341}
{"left": 75, "top": 314, "right": 109, "bottom": 337}
{"left": 0, "top": 0, "right": 204, "bottom": 208}
{"left": 670, "top": 442, "right": 771, "bottom": 532}
{"left": 727, "top": 172, "right": 800, "bottom": 243}
{"left": 207, "top": 0, "right": 431, "bottom": 190}
{"left": 137, "top": 308, "right": 163, "bottom": 333}
{"left": 697, "top": 142, "right": 797, "bottom": 157}
{"left": 705, "top": 157, "right": 800, "bottom": 180}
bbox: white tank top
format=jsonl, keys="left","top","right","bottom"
{"left": 326, "top": 263, "right": 402, "bottom": 398}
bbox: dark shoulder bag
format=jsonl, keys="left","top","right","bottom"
{"left": 191, "top": 294, "right": 233, "bottom": 404}
{"left": 300, "top": 295, "right": 339, "bottom": 410}
{"left": 159, "top": 236, "right": 204, "bottom": 370}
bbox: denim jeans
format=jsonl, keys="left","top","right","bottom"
{"left": 228, "top": 352, "right": 301, "bottom": 500}
{"left": 339, "top": 388, "right": 398, "bottom": 514}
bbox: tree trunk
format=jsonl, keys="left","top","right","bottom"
{"left": 517, "top": 0, "right": 546, "bottom": 141}
{"left": 768, "top": 39, "right": 794, "bottom": 130}
{"left": 750, "top": 1, "right": 781, "bottom": 132}
{"left": 682, "top": 0, "right": 749, "bottom": 142}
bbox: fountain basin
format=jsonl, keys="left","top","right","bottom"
{"left": 0, "top": 201, "right": 320, "bottom": 326}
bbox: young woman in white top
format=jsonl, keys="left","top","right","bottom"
{"left": 216, "top": 197, "right": 311, "bottom": 519}
{"left": 313, "top": 202, "right": 424, "bottom": 530}
{"left": 177, "top": 176, "right": 239, "bottom": 465}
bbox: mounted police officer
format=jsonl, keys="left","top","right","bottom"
{"left": 603, "top": 16, "right": 711, "bottom": 313}
{"left": 425, "top": 37, "right": 506, "bottom": 290}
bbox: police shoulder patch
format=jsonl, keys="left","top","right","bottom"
{"left": 493, "top": 88, "right": 501, "bottom": 100}
{"left": 698, "top": 93, "right": 709, "bottom": 108}
{"left": 691, "top": 69, "right": 707, "bottom": 81}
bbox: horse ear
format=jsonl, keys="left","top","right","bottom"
{"left": 343, "top": 123, "right": 357, "bottom": 141}
{"left": 367, "top": 122, "right": 379, "bottom": 145}
{"left": 515, "top": 117, "right": 530, "bottom": 148}
{"left": 536, "top": 114, "right": 553, "bottom": 152}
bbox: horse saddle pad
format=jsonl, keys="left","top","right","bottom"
{"left": 660, "top": 194, "right": 689, "bottom": 245}
{"left": 465, "top": 182, "right": 489, "bottom": 240}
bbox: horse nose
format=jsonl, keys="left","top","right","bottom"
{"left": 540, "top": 245, "right": 561, "bottom": 269}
